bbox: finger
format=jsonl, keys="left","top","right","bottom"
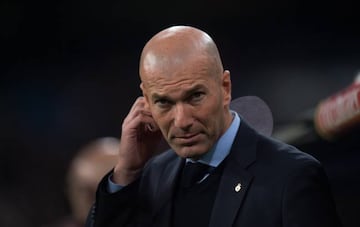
{"left": 123, "top": 97, "right": 159, "bottom": 133}
{"left": 123, "top": 108, "right": 152, "bottom": 126}
{"left": 145, "top": 121, "right": 159, "bottom": 132}
{"left": 129, "top": 96, "right": 146, "bottom": 114}
{"left": 124, "top": 97, "right": 147, "bottom": 122}
{"left": 124, "top": 110, "right": 158, "bottom": 132}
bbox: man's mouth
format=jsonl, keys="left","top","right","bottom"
{"left": 173, "top": 133, "right": 202, "bottom": 145}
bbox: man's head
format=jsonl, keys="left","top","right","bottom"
{"left": 139, "top": 25, "right": 232, "bottom": 159}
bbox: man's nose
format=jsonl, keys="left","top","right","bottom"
{"left": 173, "top": 104, "right": 193, "bottom": 130}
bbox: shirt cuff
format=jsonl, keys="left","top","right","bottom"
{"left": 107, "top": 173, "right": 124, "bottom": 193}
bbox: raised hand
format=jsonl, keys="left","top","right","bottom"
{"left": 113, "top": 97, "right": 163, "bottom": 185}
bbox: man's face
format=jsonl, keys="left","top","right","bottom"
{"left": 141, "top": 57, "right": 231, "bottom": 159}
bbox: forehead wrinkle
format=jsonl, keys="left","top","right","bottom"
{"left": 142, "top": 50, "right": 212, "bottom": 76}
{"left": 142, "top": 55, "right": 215, "bottom": 83}
{"left": 147, "top": 78, "right": 208, "bottom": 100}
{"left": 143, "top": 49, "right": 195, "bottom": 72}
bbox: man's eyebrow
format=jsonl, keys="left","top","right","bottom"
{"left": 151, "top": 84, "right": 206, "bottom": 100}
{"left": 183, "top": 84, "right": 206, "bottom": 96}
{"left": 151, "top": 93, "right": 171, "bottom": 101}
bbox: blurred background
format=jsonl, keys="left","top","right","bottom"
{"left": 1, "top": 0, "right": 359, "bottom": 226}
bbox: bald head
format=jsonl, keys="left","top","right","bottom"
{"left": 139, "top": 26, "right": 224, "bottom": 86}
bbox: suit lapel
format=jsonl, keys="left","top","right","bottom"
{"left": 209, "top": 169, "right": 253, "bottom": 227}
{"left": 209, "top": 120, "right": 258, "bottom": 227}
{"left": 152, "top": 155, "right": 184, "bottom": 227}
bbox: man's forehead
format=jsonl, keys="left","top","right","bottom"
{"left": 141, "top": 54, "right": 214, "bottom": 80}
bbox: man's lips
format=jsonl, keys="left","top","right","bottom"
{"left": 172, "top": 133, "right": 202, "bottom": 145}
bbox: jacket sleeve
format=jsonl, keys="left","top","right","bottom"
{"left": 282, "top": 160, "right": 342, "bottom": 227}
{"left": 86, "top": 171, "right": 142, "bottom": 227}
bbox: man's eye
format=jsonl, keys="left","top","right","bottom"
{"left": 190, "top": 92, "right": 205, "bottom": 101}
{"left": 155, "top": 99, "right": 171, "bottom": 107}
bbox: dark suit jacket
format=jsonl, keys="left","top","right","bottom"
{"left": 89, "top": 120, "right": 341, "bottom": 227}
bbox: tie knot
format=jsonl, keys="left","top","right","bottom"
{"left": 181, "top": 162, "right": 211, "bottom": 188}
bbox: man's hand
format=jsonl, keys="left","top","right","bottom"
{"left": 113, "top": 97, "right": 162, "bottom": 185}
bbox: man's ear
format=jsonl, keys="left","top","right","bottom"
{"left": 222, "top": 70, "right": 232, "bottom": 107}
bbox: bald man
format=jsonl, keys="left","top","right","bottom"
{"left": 87, "top": 26, "right": 341, "bottom": 227}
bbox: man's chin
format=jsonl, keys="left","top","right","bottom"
{"left": 171, "top": 143, "right": 209, "bottom": 159}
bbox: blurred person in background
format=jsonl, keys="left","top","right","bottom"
{"left": 48, "top": 137, "right": 119, "bottom": 227}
